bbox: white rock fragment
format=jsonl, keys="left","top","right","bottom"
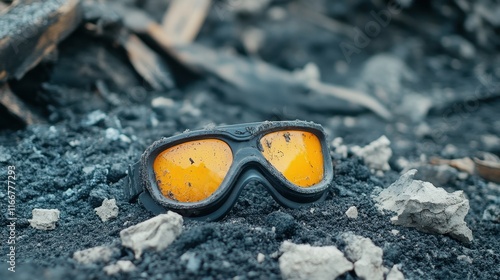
{"left": 345, "top": 206, "right": 359, "bottom": 219}
{"left": 105, "top": 128, "right": 120, "bottom": 141}
{"left": 457, "top": 255, "right": 473, "bottom": 264}
{"left": 151, "top": 96, "right": 175, "bottom": 108}
{"left": 331, "top": 137, "right": 348, "bottom": 158}
{"left": 343, "top": 233, "right": 385, "bottom": 280}
{"left": 375, "top": 169, "right": 473, "bottom": 243}
{"left": 103, "top": 260, "right": 136, "bottom": 275}
{"left": 387, "top": 265, "right": 405, "bottom": 280}
{"left": 391, "top": 230, "right": 400, "bottom": 236}
{"left": 73, "top": 246, "right": 118, "bottom": 265}
{"left": 29, "top": 209, "right": 60, "bottom": 230}
{"left": 278, "top": 241, "right": 353, "bottom": 280}
{"left": 257, "top": 253, "right": 265, "bottom": 263}
{"left": 352, "top": 136, "right": 392, "bottom": 172}
{"left": 120, "top": 211, "right": 183, "bottom": 259}
{"left": 95, "top": 198, "right": 119, "bottom": 222}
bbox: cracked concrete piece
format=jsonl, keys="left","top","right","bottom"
{"left": 28, "top": 209, "right": 60, "bottom": 230}
{"left": 342, "top": 233, "right": 385, "bottom": 280}
{"left": 387, "top": 265, "right": 405, "bottom": 280}
{"left": 95, "top": 198, "right": 119, "bottom": 222}
{"left": 279, "top": 241, "right": 352, "bottom": 280}
{"left": 103, "top": 260, "right": 136, "bottom": 275}
{"left": 73, "top": 246, "right": 118, "bottom": 265}
{"left": 120, "top": 211, "right": 183, "bottom": 259}
{"left": 345, "top": 206, "right": 359, "bottom": 219}
{"left": 375, "top": 169, "right": 473, "bottom": 243}
{"left": 352, "top": 136, "right": 392, "bottom": 172}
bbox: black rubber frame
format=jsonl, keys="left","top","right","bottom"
{"left": 125, "top": 120, "right": 334, "bottom": 221}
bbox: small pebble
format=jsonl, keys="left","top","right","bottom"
{"left": 257, "top": 253, "right": 265, "bottom": 263}
{"left": 345, "top": 206, "right": 358, "bottom": 219}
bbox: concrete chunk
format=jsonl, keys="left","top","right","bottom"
{"left": 28, "top": 209, "right": 60, "bottom": 230}
{"left": 343, "top": 233, "right": 384, "bottom": 280}
{"left": 279, "top": 241, "right": 353, "bottom": 280}
{"left": 375, "top": 169, "right": 473, "bottom": 243}
{"left": 345, "top": 206, "right": 359, "bottom": 219}
{"left": 387, "top": 265, "right": 405, "bottom": 280}
{"left": 352, "top": 135, "right": 392, "bottom": 172}
{"left": 95, "top": 198, "right": 119, "bottom": 222}
{"left": 103, "top": 260, "right": 136, "bottom": 275}
{"left": 73, "top": 246, "right": 118, "bottom": 265}
{"left": 120, "top": 211, "right": 183, "bottom": 259}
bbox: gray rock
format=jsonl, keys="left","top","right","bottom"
{"left": 387, "top": 265, "right": 405, "bottom": 280}
{"left": 342, "top": 233, "right": 385, "bottom": 280}
{"left": 120, "top": 211, "right": 183, "bottom": 259}
{"left": 83, "top": 110, "right": 106, "bottom": 126}
{"left": 95, "top": 198, "right": 119, "bottom": 222}
{"left": 374, "top": 169, "right": 473, "bottom": 243}
{"left": 352, "top": 136, "right": 392, "bottom": 172}
{"left": 28, "top": 209, "right": 60, "bottom": 230}
{"left": 482, "top": 204, "right": 500, "bottom": 223}
{"left": 73, "top": 246, "right": 118, "bottom": 265}
{"left": 103, "top": 260, "right": 136, "bottom": 275}
{"left": 345, "top": 206, "right": 359, "bottom": 219}
{"left": 278, "top": 241, "right": 353, "bottom": 280}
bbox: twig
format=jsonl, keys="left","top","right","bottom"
{"left": 161, "top": 0, "right": 212, "bottom": 45}
{"left": 0, "top": 83, "right": 42, "bottom": 125}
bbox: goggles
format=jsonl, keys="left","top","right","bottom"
{"left": 125, "top": 121, "right": 333, "bottom": 221}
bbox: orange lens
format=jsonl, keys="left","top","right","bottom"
{"left": 153, "top": 139, "right": 233, "bottom": 203}
{"left": 260, "top": 131, "right": 324, "bottom": 187}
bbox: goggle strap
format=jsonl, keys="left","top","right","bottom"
{"left": 125, "top": 162, "right": 143, "bottom": 202}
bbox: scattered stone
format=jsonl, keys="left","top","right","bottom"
{"left": 73, "top": 246, "right": 118, "bottom": 265}
{"left": 120, "top": 211, "right": 183, "bottom": 259}
{"left": 28, "top": 209, "right": 60, "bottom": 230}
{"left": 352, "top": 136, "right": 392, "bottom": 172}
{"left": 391, "top": 230, "right": 400, "bottom": 236}
{"left": 482, "top": 204, "right": 500, "bottom": 223}
{"left": 375, "top": 169, "right": 473, "bottom": 243}
{"left": 88, "top": 187, "right": 109, "bottom": 207}
{"left": 387, "top": 265, "right": 405, "bottom": 280}
{"left": 95, "top": 198, "right": 119, "bottom": 222}
{"left": 279, "top": 241, "right": 353, "bottom": 280}
{"left": 181, "top": 252, "right": 202, "bottom": 273}
{"left": 83, "top": 110, "right": 106, "bottom": 126}
{"left": 457, "top": 255, "right": 473, "bottom": 264}
{"left": 105, "top": 128, "right": 120, "bottom": 141}
{"left": 103, "top": 260, "right": 136, "bottom": 275}
{"left": 331, "top": 137, "right": 348, "bottom": 158}
{"left": 343, "top": 233, "right": 385, "bottom": 280}
{"left": 398, "top": 93, "right": 433, "bottom": 123}
{"left": 345, "top": 206, "right": 359, "bottom": 219}
{"left": 151, "top": 96, "right": 175, "bottom": 108}
{"left": 257, "top": 253, "right": 265, "bottom": 263}
{"left": 266, "top": 212, "right": 297, "bottom": 238}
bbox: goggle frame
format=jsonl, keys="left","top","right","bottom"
{"left": 125, "top": 120, "right": 334, "bottom": 221}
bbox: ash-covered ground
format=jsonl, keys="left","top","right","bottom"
{"left": 1, "top": 1, "right": 500, "bottom": 279}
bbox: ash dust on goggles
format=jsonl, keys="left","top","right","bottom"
{"left": 125, "top": 121, "right": 334, "bottom": 221}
